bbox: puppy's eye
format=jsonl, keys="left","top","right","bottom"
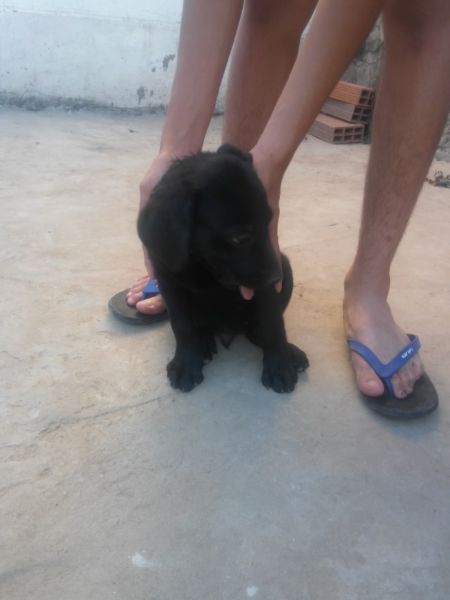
{"left": 229, "top": 232, "right": 252, "bottom": 247}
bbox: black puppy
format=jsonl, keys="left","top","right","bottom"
{"left": 138, "top": 144, "right": 308, "bottom": 393}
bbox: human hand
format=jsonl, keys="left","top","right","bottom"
{"left": 138, "top": 153, "right": 175, "bottom": 275}
{"left": 126, "top": 153, "right": 175, "bottom": 311}
{"left": 239, "top": 151, "right": 283, "bottom": 301}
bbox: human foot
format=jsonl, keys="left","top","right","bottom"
{"left": 343, "top": 280, "right": 425, "bottom": 399}
{"left": 126, "top": 275, "right": 167, "bottom": 315}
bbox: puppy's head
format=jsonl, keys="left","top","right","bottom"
{"left": 192, "top": 145, "right": 281, "bottom": 290}
{"left": 138, "top": 144, "right": 281, "bottom": 290}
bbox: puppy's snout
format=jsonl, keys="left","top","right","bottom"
{"left": 258, "top": 264, "right": 282, "bottom": 289}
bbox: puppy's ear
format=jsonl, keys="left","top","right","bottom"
{"left": 217, "top": 143, "right": 253, "bottom": 164}
{"left": 137, "top": 186, "right": 194, "bottom": 272}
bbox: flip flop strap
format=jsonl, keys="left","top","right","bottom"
{"left": 347, "top": 334, "right": 421, "bottom": 395}
{"left": 142, "top": 278, "right": 160, "bottom": 299}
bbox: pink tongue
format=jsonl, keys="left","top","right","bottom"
{"left": 239, "top": 286, "right": 254, "bottom": 301}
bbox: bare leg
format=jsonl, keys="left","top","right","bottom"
{"left": 249, "top": 0, "right": 383, "bottom": 275}
{"left": 344, "top": 0, "right": 450, "bottom": 398}
{"left": 222, "top": 0, "right": 319, "bottom": 281}
{"left": 252, "top": 0, "right": 384, "bottom": 177}
{"left": 222, "top": 0, "right": 317, "bottom": 151}
{"left": 159, "top": 0, "right": 243, "bottom": 157}
{"left": 128, "top": 0, "right": 243, "bottom": 314}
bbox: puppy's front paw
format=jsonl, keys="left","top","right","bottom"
{"left": 287, "top": 342, "right": 309, "bottom": 372}
{"left": 261, "top": 344, "right": 309, "bottom": 393}
{"left": 167, "top": 351, "right": 204, "bottom": 392}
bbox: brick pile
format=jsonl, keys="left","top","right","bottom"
{"left": 309, "top": 81, "right": 375, "bottom": 144}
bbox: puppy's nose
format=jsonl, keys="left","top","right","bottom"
{"left": 259, "top": 265, "right": 282, "bottom": 289}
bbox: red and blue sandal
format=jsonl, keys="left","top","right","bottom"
{"left": 108, "top": 279, "right": 168, "bottom": 325}
{"left": 347, "top": 334, "right": 439, "bottom": 419}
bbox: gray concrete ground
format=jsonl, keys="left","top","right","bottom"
{"left": 1, "top": 107, "right": 450, "bottom": 600}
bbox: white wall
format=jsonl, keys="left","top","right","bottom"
{"left": 0, "top": 0, "right": 203, "bottom": 109}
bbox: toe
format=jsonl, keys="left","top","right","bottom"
{"left": 126, "top": 275, "right": 153, "bottom": 305}
{"left": 391, "top": 372, "right": 409, "bottom": 398}
{"left": 391, "top": 358, "right": 423, "bottom": 399}
{"left": 350, "top": 353, "right": 385, "bottom": 397}
{"left": 128, "top": 277, "right": 151, "bottom": 296}
{"left": 411, "top": 355, "right": 425, "bottom": 380}
{"left": 126, "top": 290, "right": 144, "bottom": 305}
{"left": 135, "top": 295, "right": 166, "bottom": 315}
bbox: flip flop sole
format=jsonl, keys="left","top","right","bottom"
{"left": 362, "top": 373, "right": 439, "bottom": 420}
{"left": 108, "top": 289, "right": 168, "bottom": 325}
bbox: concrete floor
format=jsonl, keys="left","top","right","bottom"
{"left": 1, "top": 107, "right": 450, "bottom": 600}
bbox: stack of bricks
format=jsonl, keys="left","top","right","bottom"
{"left": 309, "top": 81, "right": 375, "bottom": 144}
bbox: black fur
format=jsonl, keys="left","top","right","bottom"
{"left": 138, "top": 144, "right": 309, "bottom": 392}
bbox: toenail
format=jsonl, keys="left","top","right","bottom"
{"left": 366, "top": 378, "right": 380, "bottom": 389}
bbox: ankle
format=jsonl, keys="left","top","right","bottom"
{"left": 344, "top": 264, "right": 390, "bottom": 304}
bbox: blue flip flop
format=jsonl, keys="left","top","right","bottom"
{"left": 108, "top": 279, "right": 168, "bottom": 325}
{"left": 347, "top": 334, "right": 439, "bottom": 419}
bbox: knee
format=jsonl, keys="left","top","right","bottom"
{"left": 384, "top": 0, "right": 450, "bottom": 53}
{"left": 244, "top": 0, "right": 315, "bottom": 33}
{"left": 244, "top": 0, "right": 290, "bottom": 25}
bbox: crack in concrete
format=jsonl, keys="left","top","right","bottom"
{"left": 0, "top": 351, "right": 23, "bottom": 361}
{"left": 0, "top": 479, "right": 31, "bottom": 497}
{"left": 38, "top": 391, "right": 173, "bottom": 437}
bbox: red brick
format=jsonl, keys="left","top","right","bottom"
{"left": 309, "top": 114, "right": 365, "bottom": 144}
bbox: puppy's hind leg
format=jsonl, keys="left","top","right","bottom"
{"left": 198, "top": 329, "right": 218, "bottom": 363}
{"left": 277, "top": 256, "right": 309, "bottom": 370}
{"left": 247, "top": 329, "right": 308, "bottom": 376}
{"left": 279, "top": 254, "right": 294, "bottom": 313}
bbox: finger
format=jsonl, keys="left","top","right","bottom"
{"left": 269, "top": 210, "right": 283, "bottom": 293}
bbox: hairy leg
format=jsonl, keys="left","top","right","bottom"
{"left": 344, "top": 0, "right": 450, "bottom": 397}
{"left": 248, "top": 0, "right": 383, "bottom": 284}
{"left": 222, "top": 0, "right": 318, "bottom": 278}
{"left": 252, "top": 0, "right": 383, "bottom": 176}
{"left": 222, "top": 0, "right": 317, "bottom": 151}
